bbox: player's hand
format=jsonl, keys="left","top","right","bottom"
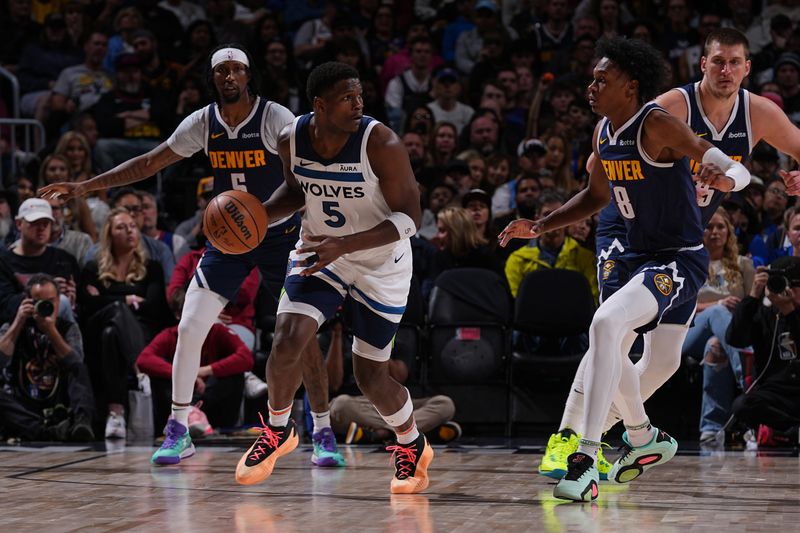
{"left": 296, "top": 234, "right": 349, "bottom": 277}
{"left": 696, "top": 163, "right": 734, "bottom": 192}
{"left": 498, "top": 218, "right": 543, "bottom": 247}
{"left": 767, "top": 287, "right": 796, "bottom": 315}
{"left": 39, "top": 181, "right": 86, "bottom": 201}
{"left": 194, "top": 377, "right": 206, "bottom": 395}
{"left": 778, "top": 169, "right": 800, "bottom": 196}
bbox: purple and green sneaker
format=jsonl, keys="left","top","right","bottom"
{"left": 151, "top": 419, "right": 196, "bottom": 465}
{"left": 312, "top": 427, "right": 345, "bottom": 467}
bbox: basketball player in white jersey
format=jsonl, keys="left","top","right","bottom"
{"left": 233, "top": 62, "right": 430, "bottom": 494}
{"left": 40, "top": 45, "right": 345, "bottom": 468}
{"left": 539, "top": 27, "right": 800, "bottom": 482}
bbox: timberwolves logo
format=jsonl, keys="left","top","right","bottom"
{"left": 602, "top": 260, "right": 616, "bottom": 280}
{"left": 653, "top": 274, "right": 673, "bottom": 296}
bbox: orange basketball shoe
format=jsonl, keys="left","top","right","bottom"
{"left": 235, "top": 414, "right": 298, "bottom": 485}
{"left": 387, "top": 434, "right": 434, "bottom": 494}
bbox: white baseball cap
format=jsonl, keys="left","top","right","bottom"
{"left": 16, "top": 198, "right": 54, "bottom": 222}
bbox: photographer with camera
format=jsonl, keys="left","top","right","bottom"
{"left": 726, "top": 256, "right": 800, "bottom": 446}
{"left": 0, "top": 274, "right": 94, "bottom": 442}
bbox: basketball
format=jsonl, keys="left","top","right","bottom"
{"left": 203, "top": 190, "right": 268, "bottom": 254}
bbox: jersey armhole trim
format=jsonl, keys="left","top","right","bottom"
{"left": 637, "top": 107, "right": 674, "bottom": 168}
{"left": 677, "top": 87, "right": 691, "bottom": 126}
{"left": 361, "top": 119, "right": 380, "bottom": 182}
{"left": 744, "top": 90, "right": 754, "bottom": 155}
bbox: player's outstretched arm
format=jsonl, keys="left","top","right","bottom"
{"left": 265, "top": 125, "right": 307, "bottom": 221}
{"left": 499, "top": 123, "right": 611, "bottom": 247}
{"left": 296, "top": 123, "right": 421, "bottom": 277}
{"left": 40, "top": 142, "right": 183, "bottom": 200}
{"left": 645, "top": 111, "right": 745, "bottom": 193}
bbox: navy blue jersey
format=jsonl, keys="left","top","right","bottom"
{"left": 678, "top": 82, "right": 752, "bottom": 224}
{"left": 206, "top": 97, "right": 285, "bottom": 202}
{"left": 597, "top": 102, "right": 703, "bottom": 252}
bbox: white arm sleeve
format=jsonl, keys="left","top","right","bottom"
{"left": 262, "top": 102, "right": 295, "bottom": 153}
{"left": 166, "top": 107, "right": 208, "bottom": 158}
{"left": 701, "top": 147, "right": 751, "bottom": 192}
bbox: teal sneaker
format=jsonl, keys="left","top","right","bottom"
{"left": 553, "top": 452, "right": 599, "bottom": 502}
{"left": 151, "top": 419, "right": 196, "bottom": 465}
{"left": 597, "top": 443, "right": 612, "bottom": 481}
{"left": 312, "top": 427, "right": 345, "bottom": 467}
{"left": 608, "top": 428, "right": 677, "bottom": 484}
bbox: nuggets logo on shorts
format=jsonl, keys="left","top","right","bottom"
{"left": 602, "top": 260, "right": 616, "bottom": 280}
{"left": 653, "top": 273, "right": 673, "bottom": 296}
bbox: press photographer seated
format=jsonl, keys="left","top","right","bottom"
{"left": 726, "top": 256, "right": 800, "bottom": 445}
{"left": 0, "top": 274, "right": 94, "bottom": 442}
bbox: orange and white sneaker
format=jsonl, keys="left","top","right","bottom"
{"left": 235, "top": 414, "right": 298, "bottom": 485}
{"left": 387, "top": 434, "right": 434, "bottom": 494}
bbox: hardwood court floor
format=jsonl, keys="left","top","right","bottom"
{"left": 1, "top": 442, "right": 798, "bottom": 532}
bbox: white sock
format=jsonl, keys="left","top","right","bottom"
{"left": 172, "top": 280, "right": 226, "bottom": 413}
{"left": 576, "top": 437, "right": 601, "bottom": 460}
{"left": 396, "top": 421, "right": 420, "bottom": 445}
{"left": 625, "top": 419, "right": 655, "bottom": 448}
{"left": 311, "top": 410, "right": 331, "bottom": 433}
{"left": 581, "top": 275, "right": 658, "bottom": 444}
{"left": 268, "top": 402, "right": 292, "bottom": 427}
{"left": 173, "top": 404, "right": 190, "bottom": 427}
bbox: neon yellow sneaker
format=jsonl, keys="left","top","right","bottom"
{"left": 538, "top": 429, "right": 579, "bottom": 479}
{"left": 597, "top": 442, "right": 612, "bottom": 481}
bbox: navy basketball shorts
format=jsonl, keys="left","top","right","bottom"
{"left": 622, "top": 244, "right": 708, "bottom": 333}
{"left": 193, "top": 217, "right": 300, "bottom": 305}
{"left": 595, "top": 233, "right": 629, "bottom": 304}
{"left": 278, "top": 239, "right": 412, "bottom": 362}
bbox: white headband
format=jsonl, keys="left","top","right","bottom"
{"left": 211, "top": 48, "right": 250, "bottom": 69}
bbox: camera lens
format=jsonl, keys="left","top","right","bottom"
{"left": 34, "top": 300, "right": 55, "bottom": 317}
{"left": 767, "top": 274, "right": 789, "bottom": 294}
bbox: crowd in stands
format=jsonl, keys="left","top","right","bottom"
{"left": 1, "top": 0, "right": 800, "bottom": 446}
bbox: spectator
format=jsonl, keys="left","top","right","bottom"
{"left": 174, "top": 20, "right": 217, "bottom": 81}
{"left": 131, "top": 0, "right": 183, "bottom": 64}
{"left": 204, "top": 0, "right": 249, "bottom": 46}
{"left": 774, "top": 53, "right": 800, "bottom": 126}
{"left": 681, "top": 208, "right": 755, "bottom": 443}
{"left": 462, "top": 151, "right": 488, "bottom": 192}
{"left": 258, "top": 39, "right": 300, "bottom": 113}
{"left": 158, "top": 0, "right": 206, "bottom": 31}
{"left": 293, "top": 0, "right": 337, "bottom": 68}
{"left": 38, "top": 154, "right": 97, "bottom": 242}
{"left": 365, "top": 3, "right": 399, "bottom": 69}
{"left": 749, "top": 178, "right": 789, "bottom": 266}
{"left": 79, "top": 207, "right": 172, "bottom": 439}
{"left": 385, "top": 36, "right": 435, "bottom": 133}
{"left": 44, "top": 195, "right": 92, "bottom": 268}
{"left": 137, "top": 300, "right": 253, "bottom": 436}
{"left": 661, "top": 0, "right": 696, "bottom": 71}
{"left": 462, "top": 188, "right": 495, "bottom": 242}
{"left": 403, "top": 105, "right": 436, "bottom": 143}
{"left": 542, "top": 131, "right": 580, "bottom": 193}
{"left": 504, "top": 191, "right": 597, "bottom": 299}
{"left": 483, "top": 153, "right": 512, "bottom": 195}
{"left": 0, "top": 190, "right": 15, "bottom": 245}
{"left": 419, "top": 181, "right": 457, "bottom": 241}
{"left": 429, "top": 122, "right": 458, "bottom": 169}
{"left": 140, "top": 191, "right": 189, "bottom": 261}
{"left": 104, "top": 7, "right": 144, "bottom": 74}
{"left": 455, "top": 0, "right": 513, "bottom": 75}
{"left": 173, "top": 75, "right": 207, "bottom": 127}
{"left": 0, "top": 274, "right": 94, "bottom": 442}
{"left": 678, "top": 11, "right": 722, "bottom": 84}
{"left": 428, "top": 68, "right": 474, "bottom": 134}
{"left": 91, "top": 52, "right": 170, "bottom": 173}
{"left": 424, "top": 206, "right": 503, "bottom": 298}
{"left": 728, "top": 256, "right": 800, "bottom": 447}
{"left": 49, "top": 31, "right": 112, "bottom": 130}
{"left": 441, "top": 0, "right": 475, "bottom": 64}
{"left": 53, "top": 131, "right": 109, "bottom": 234}
{"left": 324, "top": 318, "right": 460, "bottom": 444}
{"left": 403, "top": 130, "right": 429, "bottom": 181}
{"left": 131, "top": 29, "right": 184, "bottom": 99}
{"left": 1, "top": 198, "right": 80, "bottom": 313}
{"left": 567, "top": 216, "right": 593, "bottom": 250}
{"left": 380, "top": 20, "right": 443, "bottom": 93}
{"left": 84, "top": 188, "right": 175, "bottom": 284}
{"left": 175, "top": 176, "right": 213, "bottom": 249}
{"left": 0, "top": 0, "right": 39, "bottom": 69}
{"left": 17, "top": 13, "right": 82, "bottom": 122}
{"left": 518, "top": 0, "right": 574, "bottom": 74}
{"left": 464, "top": 112, "right": 501, "bottom": 156}
{"left": 492, "top": 140, "right": 547, "bottom": 218}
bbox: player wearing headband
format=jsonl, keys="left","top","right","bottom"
{"left": 41, "top": 44, "right": 346, "bottom": 468}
